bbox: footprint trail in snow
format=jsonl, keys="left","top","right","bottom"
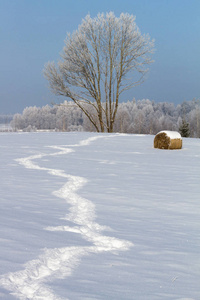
{"left": 0, "top": 135, "right": 133, "bottom": 300}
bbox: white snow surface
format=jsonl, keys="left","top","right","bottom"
{"left": 0, "top": 132, "right": 200, "bottom": 300}
{"left": 157, "top": 131, "right": 182, "bottom": 139}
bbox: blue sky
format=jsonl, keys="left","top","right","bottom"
{"left": 0, "top": 0, "right": 200, "bottom": 114}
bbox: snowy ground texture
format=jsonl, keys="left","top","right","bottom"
{"left": 0, "top": 132, "right": 200, "bottom": 300}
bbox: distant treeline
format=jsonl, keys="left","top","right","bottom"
{"left": 8, "top": 98, "right": 200, "bottom": 137}
{"left": 0, "top": 115, "right": 13, "bottom": 132}
{"left": 0, "top": 115, "right": 13, "bottom": 124}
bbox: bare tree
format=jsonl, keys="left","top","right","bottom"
{"left": 44, "top": 12, "right": 154, "bottom": 132}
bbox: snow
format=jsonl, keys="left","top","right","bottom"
{"left": 0, "top": 132, "right": 200, "bottom": 300}
{"left": 157, "top": 131, "right": 182, "bottom": 139}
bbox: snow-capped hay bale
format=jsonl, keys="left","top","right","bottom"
{"left": 154, "top": 131, "right": 182, "bottom": 150}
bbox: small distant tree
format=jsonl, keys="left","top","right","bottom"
{"left": 179, "top": 119, "right": 190, "bottom": 137}
{"left": 44, "top": 12, "right": 154, "bottom": 132}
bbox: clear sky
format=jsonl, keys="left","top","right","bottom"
{"left": 0, "top": 0, "right": 200, "bottom": 114}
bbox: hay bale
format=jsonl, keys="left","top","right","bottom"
{"left": 154, "top": 131, "right": 182, "bottom": 150}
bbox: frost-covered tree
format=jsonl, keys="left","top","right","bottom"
{"left": 114, "top": 103, "right": 131, "bottom": 133}
{"left": 44, "top": 12, "right": 154, "bottom": 132}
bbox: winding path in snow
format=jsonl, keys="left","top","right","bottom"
{"left": 0, "top": 135, "right": 133, "bottom": 300}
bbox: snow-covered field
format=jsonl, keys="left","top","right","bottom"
{"left": 0, "top": 132, "right": 199, "bottom": 300}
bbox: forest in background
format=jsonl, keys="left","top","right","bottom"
{"left": 1, "top": 98, "right": 200, "bottom": 138}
